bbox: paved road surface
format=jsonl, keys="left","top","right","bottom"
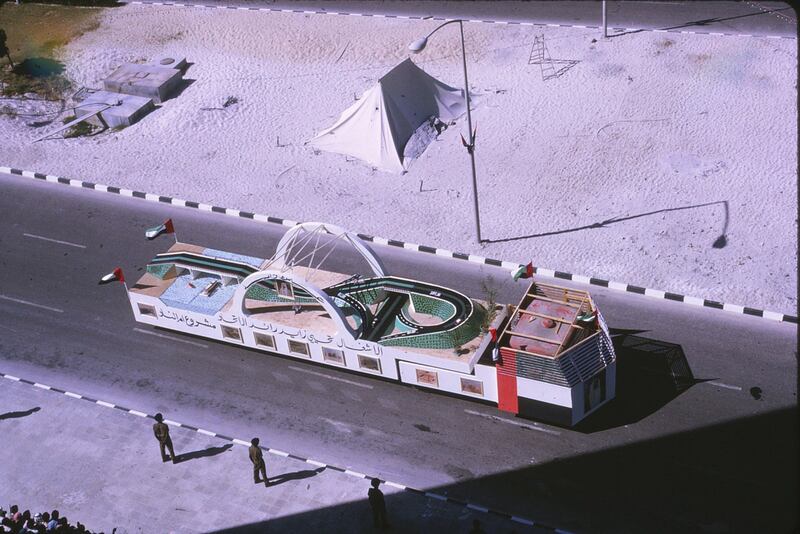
{"left": 0, "top": 172, "right": 796, "bottom": 532}
{"left": 120, "top": 0, "right": 797, "bottom": 38}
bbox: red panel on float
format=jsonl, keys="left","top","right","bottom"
{"left": 496, "top": 349, "right": 518, "bottom": 413}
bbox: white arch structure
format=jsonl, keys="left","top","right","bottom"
{"left": 268, "top": 222, "right": 387, "bottom": 277}
{"left": 229, "top": 223, "right": 390, "bottom": 344}
{"left": 230, "top": 270, "right": 360, "bottom": 343}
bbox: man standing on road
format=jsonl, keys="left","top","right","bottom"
{"left": 249, "top": 437, "right": 269, "bottom": 486}
{"left": 368, "top": 478, "right": 389, "bottom": 530}
{"left": 468, "top": 518, "right": 486, "bottom": 533}
{"left": 153, "top": 413, "right": 177, "bottom": 463}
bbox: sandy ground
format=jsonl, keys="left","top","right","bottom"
{"left": 0, "top": 3, "right": 796, "bottom": 314}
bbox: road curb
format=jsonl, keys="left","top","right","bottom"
{"left": 0, "top": 370, "right": 568, "bottom": 532}
{"left": 1, "top": 166, "right": 796, "bottom": 324}
{"left": 126, "top": 0, "right": 796, "bottom": 40}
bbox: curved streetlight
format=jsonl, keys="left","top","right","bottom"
{"left": 409, "top": 19, "right": 483, "bottom": 243}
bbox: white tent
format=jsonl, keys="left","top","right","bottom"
{"left": 309, "top": 58, "right": 469, "bottom": 174}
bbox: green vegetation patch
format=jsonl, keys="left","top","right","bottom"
{"left": 61, "top": 114, "right": 96, "bottom": 138}
{"left": 0, "top": 4, "right": 104, "bottom": 99}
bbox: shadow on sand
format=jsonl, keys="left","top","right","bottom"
{"left": 608, "top": 6, "right": 796, "bottom": 37}
{"left": 483, "top": 200, "right": 728, "bottom": 247}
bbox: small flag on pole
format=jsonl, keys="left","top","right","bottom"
{"left": 145, "top": 218, "right": 175, "bottom": 240}
{"left": 460, "top": 124, "right": 477, "bottom": 153}
{"left": 98, "top": 267, "right": 125, "bottom": 285}
{"left": 513, "top": 262, "right": 534, "bottom": 281}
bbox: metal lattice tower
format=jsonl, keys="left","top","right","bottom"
{"left": 528, "top": 34, "right": 580, "bottom": 81}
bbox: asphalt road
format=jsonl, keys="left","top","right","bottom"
{"left": 119, "top": 0, "right": 798, "bottom": 38}
{"left": 0, "top": 172, "right": 796, "bottom": 533}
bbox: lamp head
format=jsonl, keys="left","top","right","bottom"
{"left": 408, "top": 37, "right": 428, "bottom": 53}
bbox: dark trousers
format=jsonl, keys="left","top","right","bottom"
{"left": 253, "top": 460, "right": 268, "bottom": 482}
{"left": 371, "top": 505, "right": 388, "bottom": 529}
{"left": 159, "top": 437, "right": 176, "bottom": 461}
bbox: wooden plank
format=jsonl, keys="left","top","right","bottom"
{"left": 505, "top": 346, "right": 557, "bottom": 360}
{"left": 535, "top": 281, "right": 589, "bottom": 296}
{"left": 507, "top": 329, "right": 562, "bottom": 345}
{"left": 500, "top": 283, "right": 532, "bottom": 340}
{"left": 517, "top": 308, "right": 585, "bottom": 328}
{"left": 555, "top": 325, "right": 574, "bottom": 354}
{"left": 528, "top": 294, "right": 582, "bottom": 308}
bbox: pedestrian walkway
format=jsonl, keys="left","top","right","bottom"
{"left": 0, "top": 377, "right": 542, "bottom": 533}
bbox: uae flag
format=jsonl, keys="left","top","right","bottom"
{"left": 98, "top": 267, "right": 125, "bottom": 285}
{"left": 145, "top": 218, "right": 174, "bottom": 240}
{"left": 513, "top": 262, "right": 534, "bottom": 281}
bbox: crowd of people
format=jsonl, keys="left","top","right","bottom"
{"left": 0, "top": 506, "right": 105, "bottom": 534}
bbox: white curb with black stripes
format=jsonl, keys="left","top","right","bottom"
{"left": 125, "top": 0, "right": 796, "bottom": 40}
{"left": 0, "top": 370, "right": 570, "bottom": 533}
{"left": 2, "top": 166, "right": 795, "bottom": 324}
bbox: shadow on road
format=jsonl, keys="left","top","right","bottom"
{"left": 268, "top": 466, "right": 327, "bottom": 488}
{"left": 209, "top": 407, "right": 798, "bottom": 533}
{"left": 175, "top": 442, "right": 233, "bottom": 463}
{"left": 0, "top": 406, "right": 40, "bottom": 420}
{"left": 576, "top": 331, "right": 697, "bottom": 432}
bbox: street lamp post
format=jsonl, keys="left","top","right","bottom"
{"left": 409, "top": 19, "right": 483, "bottom": 243}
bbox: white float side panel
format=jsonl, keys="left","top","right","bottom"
{"left": 388, "top": 347, "right": 474, "bottom": 374}
{"left": 516, "top": 375, "right": 572, "bottom": 408}
{"left": 130, "top": 293, "right": 221, "bottom": 340}
{"left": 129, "top": 294, "right": 399, "bottom": 379}
{"left": 399, "top": 361, "right": 496, "bottom": 402}
{"left": 473, "top": 363, "right": 499, "bottom": 403}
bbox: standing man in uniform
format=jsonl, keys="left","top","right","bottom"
{"left": 153, "top": 413, "right": 177, "bottom": 463}
{"left": 249, "top": 437, "right": 269, "bottom": 486}
{"left": 368, "top": 478, "right": 389, "bottom": 529}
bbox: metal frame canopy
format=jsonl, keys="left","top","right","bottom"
{"left": 267, "top": 222, "right": 387, "bottom": 278}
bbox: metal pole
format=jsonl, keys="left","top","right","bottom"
{"left": 459, "top": 21, "right": 482, "bottom": 243}
{"left": 602, "top": 1, "right": 607, "bottom": 38}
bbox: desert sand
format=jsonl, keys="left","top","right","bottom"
{"left": 0, "top": 3, "right": 796, "bottom": 314}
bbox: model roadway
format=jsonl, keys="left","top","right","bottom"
{"left": 0, "top": 173, "right": 796, "bottom": 532}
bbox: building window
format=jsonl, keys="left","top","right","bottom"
{"left": 416, "top": 369, "right": 439, "bottom": 387}
{"left": 137, "top": 303, "right": 156, "bottom": 317}
{"left": 288, "top": 340, "right": 310, "bottom": 357}
{"left": 460, "top": 378, "right": 484, "bottom": 396}
{"left": 357, "top": 354, "right": 381, "bottom": 373}
{"left": 254, "top": 333, "right": 275, "bottom": 349}
{"left": 322, "top": 347, "right": 345, "bottom": 365}
{"left": 221, "top": 325, "right": 242, "bottom": 342}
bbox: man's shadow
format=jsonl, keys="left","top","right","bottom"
{"left": 0, "top": 407, "right": 40, "bottom": 420}
{"left": 174, "top": 443, "right": 233, "bottom": 463}
{"left": 267, "top": 466, "right": 326, "bottom": 487}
